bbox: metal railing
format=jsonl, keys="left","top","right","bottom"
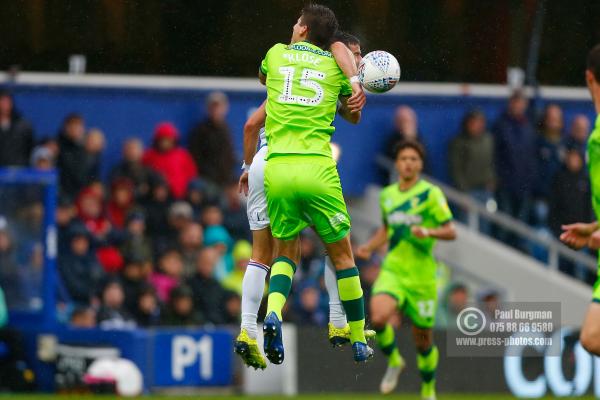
{"left": 375, "top": 156, "right": 598, "bottom": 273}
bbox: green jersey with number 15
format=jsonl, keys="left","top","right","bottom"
{"left": 260, "top": 41, "right": 352, "bottom": 160}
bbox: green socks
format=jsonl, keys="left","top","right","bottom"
{"left": 418, "top": 345, "right": 439, "bottom": 396}
{"left": 375, "top": 324, "right": 403, "bottom": 367}
{"left": 266, "top": 257, "right": 296, "bottom": 320}
{"left": 336, "top": 267, "right": 366, "bottom": 343}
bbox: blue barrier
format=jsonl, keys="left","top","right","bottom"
{"left": 24, "top": 327, "right": 233, "bottom": 392}
{"left": 6, "top": 81, "right": 597, "bottom": 195}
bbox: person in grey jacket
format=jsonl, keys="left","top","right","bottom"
{"left": 449, "top": 109, "right": 496, "bottom": 233}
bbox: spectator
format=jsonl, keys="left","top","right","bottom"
{"left": 150, "top": 249, "right": 183, "bottom": 303}
{"left": 187, "top": 247, "right": 228, "bottom": 324}
{"left": 293, "top": 280, "right": 327, "bottom": 326}
{"left": 222, "top": 291, "right": 242, "bottom": 324}
{"left": 0, "top": 90, "right": 33, "bottom": 167}
{"left": 75, "top": 186, "right": 111, "bottom": 244}
{"left": 57, "top": 113, "right": 88, "bottom": 198}
{"left": 106, "top": 178, "right": 136, "bottom": 230}
{"left": 477, "top": 288, "right": 502, "bottom": 324}
{"left": 188, "top": 91, "right": 236, "bottom": 187}
{"left": 380, "top": 105, "right": 423, "bottom": 180}
{"left": 56, "top": 197, "right": 76, "bottom": 254}
{"left": 436, "top": 282, "right": 469, "bottom": 329}
{"left": 534, "top": 104, "right": 565, "bottom": 225}
{"left": 222, "top": 240, "right": 252, "bottom": 296}
{"left": 69, "top": 307, "right": 97, "bottom": 328}
{"left": 548, "top": 148, "right": 593, "bottom": 238}
{"left": 133, "top": 285, "right": 162, "bottom": 327}
{"left": 221, "top": 182, "right": 250, "bottom": 241}
{"left": 161, "top": 285, "right": 203, "bottom": 326}
{"left": 493, "top": 91, "right": 537, "bottom": 226}
{"left": 204, "top": 225, "right": 234, "bottom": 282}
{"left": 110, "top": 138, "right": 157, "bottom": 201}
{"left": 0, "top": 218, "right": 28, "bottom": 309}
{"left": 178, "top": 223, "right": 204, "bottom": 278}
{"left": 120, "top": 212, "right": 153, "bottom": 264}
{"left": 96, "top": 279, "right": 136, "bottom": 330}
{"left": 564, "top": 114, "right": 591, "bottom": 157}
{"left": 153, "top": 201, "right": 194, "bottom": 255}
{"left": 57, "top": 223, "right": 104, "bottom": 306}
{"left": 187, "top": 179, "right": 219, "bottom": 218}
{"left": 119, "top": 254, "right": 148, "bottom": 315}
{"left": 201, "top": 204, "right": 224, "bottom": 227}
{"left": 142, "top": 122, "right": 198, "bottom": 199}
{"left": 30, "top": 146, "right": 55, "bottom": 170}
{"left": 141, "top": 176, "right": 171, "bottom": 241}
{"left": 449, "top": 109, "right": 495, "bottom": 200}
{"left": 84, "top": 128, "right": 105, "bottom": 183}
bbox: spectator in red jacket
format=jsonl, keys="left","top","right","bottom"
{"left": 142, "top": 122, "right": 198, "bottom": 199}
{"left": 106, "top": 177, "right": 136, "bottom": 230}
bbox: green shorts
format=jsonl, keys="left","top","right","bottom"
{"left": 593, "top": 273, "right": 600, "bottom": 303}
{"left": 372, "top": 268, "right": 437, "bottom": 329}
{"left": 264, "top": 155, "right": 351, "bottom": 243}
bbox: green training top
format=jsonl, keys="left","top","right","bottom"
{"left": 379, "top": 179, "right": 453, "bottom": 282}
{"left": 260, "top": 41, "right": 352, "bottom": 159}
{"left": 587, "top": 115, "right": 600, "bottom": 262}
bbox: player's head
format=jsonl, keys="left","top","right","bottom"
{"left": 292, "top": 4, "right": 338, "bottom": 50}
{"left": 586, "top": 44, "right": 600, "bottom": 95}
{"left": 394, "top": 140, "right": 425, "bottom": 181}
{"left": 332, "top": 31, "right": 362, "bottom": 65}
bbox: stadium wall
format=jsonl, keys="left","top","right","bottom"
{"left": 1, "top": 73, "right": 596, "bottom": 195}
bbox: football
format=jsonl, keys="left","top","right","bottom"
{"left": 358, "top": 50, "right": 401, "bottom": 93}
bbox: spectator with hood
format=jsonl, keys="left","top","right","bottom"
{"left": 57, "top": 222, "right": 104, "bottom": 306}
{"left": 188, "top": 91, "right": 236, "bottom": 187}
{"left": 0, "top": 90, "right": 34, "bottom": 167}
{"left": 142, "top": 122, "right": 198, "bottom": 199}
{"left": 57, "top": 113, "right": 88, "bottom": 198}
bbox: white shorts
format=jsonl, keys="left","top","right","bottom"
{"left": 247, "top": 145, "right": 270, "bottom": 231}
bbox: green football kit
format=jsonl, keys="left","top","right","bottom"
{"left": 259, "top": 41, "right": 353, "bottom": 243}
{"left": 260, "top": 40, "right": 368, "bottom": 349}
{"left": 587, "top": 115, "right": 600, "bottom": 302}
{"left": 372, "top": 179, "right": 453, "bottom": 328}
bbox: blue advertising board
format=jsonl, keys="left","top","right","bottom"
{"left": 151, "top": 329, "right": 233, "bottom": 387}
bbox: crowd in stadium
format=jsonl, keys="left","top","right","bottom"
{"left": 0, "top": 87, "right": 592, "bottom": 329}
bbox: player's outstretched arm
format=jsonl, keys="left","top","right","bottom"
{"left": 356, "top": 226, "right": 388, "bottom": 259}
{"left": 331, "top": 41, "right": 365, "bottom": 113}
{"left": 337, "top": 95, "right": 361, "bottom": 124}
{"left": 560, "top": 221, "right": 599, "bottom": 249}
{"left": 244, "top": 101, "right": 266, "bottom": 164}
{"left": 239, "top": 101, "right": 266, "bottom": 196}
{"left": 411, "top": 222, "right": 457, "bottom": 241}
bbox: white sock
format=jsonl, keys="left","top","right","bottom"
{"left": 241, "top": 259, "right": 269, "bottom": 339}
{"left": 324, "top": 256, "right": 347, "bottom": 329}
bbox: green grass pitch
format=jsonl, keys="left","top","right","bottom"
{"left": 0, "top": 396, "right": 589, "bottom": 399}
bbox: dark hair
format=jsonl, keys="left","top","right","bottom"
{"left": 301, "top": 4, "right": 339, "bottom": 50}
{"left": 587, "top": 44, "right": 600, "bottom": 82}
{"left": 332, "top": 31, "right": 360, "bottom": 47}
{"left": 63, "top": 112, "right": 83, "bottom": 126}
{"left": 394, "top": 140, "right": 426, "bottom": 161}
{"left": 461, "top": 108, "right": 485, "bottom": 132}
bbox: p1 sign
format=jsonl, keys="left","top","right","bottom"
{"left": 153, "top": 330, "right": 232, "bottom": 387}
